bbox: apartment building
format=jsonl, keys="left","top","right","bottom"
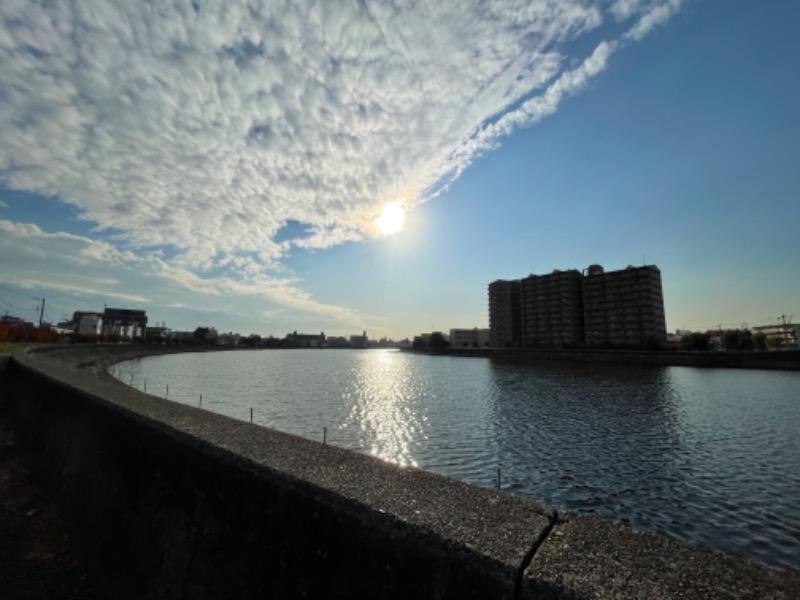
{"left": 582, "top": 265, "right": 666, "bottom": 348}
{"left": 520, "top": 269, "right": 584, "bottom": 347}
{"left": 488, "top": 279, "right": 521, "bottom": 348}
{"left": 488, "top": 264, "right": 667, "bottom": 349}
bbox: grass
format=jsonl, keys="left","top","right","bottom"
{"left": 0, "top": 342, "right": 32, "bottom": 354}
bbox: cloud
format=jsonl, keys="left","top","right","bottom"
{"left": 0, "top": 1, "right": 685, "bottom": 318}
{"left": 624, "top": 0, "right": 686, "bottom": 42}
{"left": 0, "top": 219, "right": 367, "bottom": 329}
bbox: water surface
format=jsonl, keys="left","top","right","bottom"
{"left": 110, "top": 349, "right": 800, "bottom": 571}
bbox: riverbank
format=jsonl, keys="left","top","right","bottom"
{"left": 408, "top": 346, "right": 800, "bottom": 370}
{"left": 1, "top": 347, "right": 798, "bottom": 598}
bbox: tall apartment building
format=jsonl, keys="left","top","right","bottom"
{"left": 582, "top": 265, "right": 666, "bottom": 348}
{"left": 488, "top": 264, "right": 667, "bottom": 349}
{"left": 488, "top": 279, "right": 521, "bottom": 348}
{"left": 520, "top": 269, "right": 584, "bottom": 347}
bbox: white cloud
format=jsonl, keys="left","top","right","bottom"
{"left": 0, "top": 1, "right": 685, "bottom": 320}
{"left": 610, "top": 0, "right": 644, "bottom": 22}
{"left": 0, "top": 219, "right": 367, "bottom": 329}
{"left": 624, "top": 0, "right": 686, "bottom": 42}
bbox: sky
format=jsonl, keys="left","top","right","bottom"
{"left": 1, "top": 0, "right": 798, "bottom": 340}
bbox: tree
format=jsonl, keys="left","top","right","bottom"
{"left": 681, "top": 332, "right": 710, "bottom": 351}
{"left": 427, "top": 332, "right": 450, "bottom": 349}
{"left": 242, "top": 334, "right": 262, "bottom": 348}
{"left": 766, "top": 335, "right": 784, "bottom": 349}
{"left": 722, "top": 329, "right": 739, "bottom": 351}
{"left": 753, "top": 331, "right": 767, "bottom": 350}
{"left": 193, "top": 327, "right": 210, "bottom": 345}
{"left": 412, "top": 337, "right": 427, "bottom": 350}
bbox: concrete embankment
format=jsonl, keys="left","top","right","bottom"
{"left": 0, "top": 346, "right": 798, "bottom": 599}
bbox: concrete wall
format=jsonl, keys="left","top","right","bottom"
{"left": 1, "top": 346, "right": 798, "bottom": 599}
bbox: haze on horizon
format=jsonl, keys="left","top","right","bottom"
{"left": 1, "top": 1, "right": 797, "bottom": 340}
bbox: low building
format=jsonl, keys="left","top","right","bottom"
{"left": 349, "top": 331, "right": 369, "bottom": 349}
{"left": 168, "top": 331, "right": 196, "bottom": 344}
{"left": 449, "top": 328, "right": 490, "bottom": 348}
{"left": 102, "top": 307, "right": 148, "bottom": 339}
{"left": 74, "top": 312, "right": 103, "bottom": 335}
{"left": 326, "top": 336, "right": 349, "bottom": 348}
{"left": 217, "top": 333, "right": 241, "bottom": 347}
{"left": 752, "top": 323, "right": 800, "bottom": 347}
{"left": 145, "top": 326, "right": 170, "bottom": 343}
{"left": 286, "top": 331, "right": 326, "bottom": 348}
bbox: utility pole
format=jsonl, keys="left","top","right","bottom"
{"left": 35, "top": 297, "right": 45, "bottom": 327}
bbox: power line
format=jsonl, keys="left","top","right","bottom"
{"left": 0, "top": 297, "right": 38, "bottom": 313}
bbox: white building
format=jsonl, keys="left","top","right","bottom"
{"left": 449, "top": 328, "right": 490, "bottom": 348}
{"left": 76, "top": 312, "right": 103, "bottom": 335}
{"left": 752, "top": 323, "right": 800, "bottom": 347}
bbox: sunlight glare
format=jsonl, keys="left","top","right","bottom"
{"left": 376, "top": 202, "right": 406, "bottom": 236}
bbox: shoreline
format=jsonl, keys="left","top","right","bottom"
{"left": 405, "top": 347, "right": 800, "bottom": 371}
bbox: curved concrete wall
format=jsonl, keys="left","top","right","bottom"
{"left": 1, "top": 346, "right": 797, "bottom": 599}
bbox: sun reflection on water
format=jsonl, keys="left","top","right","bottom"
{"left": 342, "top": 349, "right": 422, "bottom": 467}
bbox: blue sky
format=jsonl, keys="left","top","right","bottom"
{"left": 1, "top": 0, "right": 798, "bottom": 339}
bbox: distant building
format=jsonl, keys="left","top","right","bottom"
{"left": 286, "top": 331, "right": 326, "bottom": 347}
{"left": 0, "top": 315, "right": 27, "bottom": 327}
{"left": 102, "top": 307, "right": 147, "bottom": 339}
{"left": 73, "top": 311, "right": 104, "bottom": 335}
{"left": 168, "top": 331, "right": 196, "bottom": 344}
{"left": 349, "top": 331, "right": 369, "bottom": 349}
{"left": 216, "top": 332, "right": 241, "bottom": 347}
{"left": 488, "top": 279, "right": 522, "bottom": 348}
{"left": 752, "top": 323, "right": 800, "bottom": 347}
{"left": 488, "top": 264, "right": 667, "bottom": 349}
{"left": 326, "top": 336, "right": 349, "bottom": 348}
{"left": 145, "top": 326, "right": 170, "bottom": 343}
{"left": 449, "top": 328, "right": 490, "bottom": 348}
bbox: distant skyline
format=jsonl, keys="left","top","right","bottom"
{"left": 1, "top": 1, "right": 798, "bottom": 339}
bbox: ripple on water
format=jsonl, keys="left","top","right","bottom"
{"left": 110, "top": 351, "right": 800, "bottom": 571}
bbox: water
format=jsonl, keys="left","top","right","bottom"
{"left": 110, "top": 349, "right": 800, "bottom": 571}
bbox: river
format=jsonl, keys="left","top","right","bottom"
{"left": 109, "top": 348, "right": 800, "bottom": 571}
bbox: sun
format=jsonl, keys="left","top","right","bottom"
{"left": 376, "top": 202, "right": 406, "bottom": 236}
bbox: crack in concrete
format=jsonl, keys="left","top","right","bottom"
{"left": 513, "top": 509, "right": 560, "bottom": 600}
